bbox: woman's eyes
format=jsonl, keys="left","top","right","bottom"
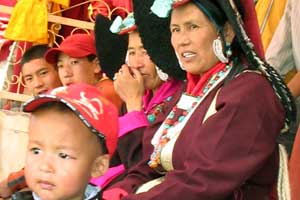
{"left": 128, "top": 51, "right": 135, "bottom": 56}
{"left": 170, "top": 24, "right": 199, "bottom": 33}
{"left": 170, "top": 27, "right": 179, "bottom": 33}
{"left": 189, "top": 24, "right": 199, "bottom": 30}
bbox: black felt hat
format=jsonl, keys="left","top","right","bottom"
{"left": 94, "top": 14, "right": 128, "bottom": 79}
{"left": 132, "top": 0, "right": 185, "bottom": 80}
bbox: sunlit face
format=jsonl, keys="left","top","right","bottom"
{"left": 25, "top": 108, "right": 107, "bottom": 200}
{"left": 127, "top": 31, "right": 162, "bottom": 91}
{"left": 22, "top": 59, "right": 62, "bottom": 95}
{"left": 170, "top": 2, "right": 219, "bottom": 75}
{"left": 57, "top": 53, "right": 100, "bottom": 86}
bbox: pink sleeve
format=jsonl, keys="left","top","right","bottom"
{"left": 102, "top": 188, "right": 128, "bottom": 200}
{"left": 118, "top": 111, "right": 149, "bottom": 137}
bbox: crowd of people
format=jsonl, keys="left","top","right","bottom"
{"left": 0, "top": 0, "right": 299, "bottom": 199}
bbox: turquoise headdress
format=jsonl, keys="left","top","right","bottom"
{"left": 110, "top": 13, "right": 137, "bottom": 35}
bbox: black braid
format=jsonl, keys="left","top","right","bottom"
{"left": 217, "top": 0, "right": 297, "bottom": 135}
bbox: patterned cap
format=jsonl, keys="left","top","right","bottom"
{"left": 23, "top": 83, "right": 118, "bottom": 157}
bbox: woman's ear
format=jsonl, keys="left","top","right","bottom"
{"left": 223, "top": 22, "right": 235, "bottom": 44}
{"left": 91, "top": 154, "right": 109, "bottom": 177}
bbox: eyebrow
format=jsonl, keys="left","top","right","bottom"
{"left": 37, "top": 67, "right": 48, "bottom": 72}
{"left": 128, "top": 45, "right": 145, "bottom": 50}
{"left": 28, "top": 139, "right": 43, "bottom": 146}
{"left": 23, "top": 67, "right": 48, "bottom": 77}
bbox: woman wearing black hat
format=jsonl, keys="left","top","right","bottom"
{"left": 102, "top": 0, "right": 296, "bottom": 199}
{"left": 93, "top": 13, "right": 185, "bottom": 190}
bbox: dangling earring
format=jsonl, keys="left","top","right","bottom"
{"left": 212, "top": 36, "right": 229, "bottom": 63}
{"left": 225, "top": 41, "right": 232, "bottom": 58}
{"left": 125, "top": 51, "right": 130, "bottom": 66}
{"left": 175, "top": 52, "right": 186, "bottom": 70}
{"left": 156, "top": 66, "right": 169, "bottom": 81}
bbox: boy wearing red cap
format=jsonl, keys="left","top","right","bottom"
{"left": 13, "top": 83, "right": 118, "bottom": 200}
{"left": 44, "top": 33, "right": 123, "bottom": 111}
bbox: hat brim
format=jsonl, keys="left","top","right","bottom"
{"left": 44, "top": 47, "right": 95, "bottom": 64}
{"left": 94, "top": 15, "right": 128, "bottom": 79}
{"left": 133, "top": 0, "right": 185, "bottom": 80}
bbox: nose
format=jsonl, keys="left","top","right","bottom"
{"left": 59, "top": 65, "right": 73, "bottom": 80}
{"left": 38, "top": 155, "right": 54, "bottom": 173}
{"left": 175, "top": 30, "right": 191, "bottom": 47}
{"left": 33, "top": 76, "right": 44, "bottom": 89}
{"left": 130, "top": 53, "right": 145, "bottom": 70}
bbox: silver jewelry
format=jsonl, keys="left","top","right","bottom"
{"left": 212, "top": 36, "right": 229, "bottom": 63}
{"left": 225, "top": 41, "right": 232, "bottom": 57}
{"left": 156, "top": 66, "right": 169, "bottom": 81}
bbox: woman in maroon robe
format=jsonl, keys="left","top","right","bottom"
{"left": 102, "top": 0, "right": 296, "bottom": 199}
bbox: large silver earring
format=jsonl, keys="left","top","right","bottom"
{"left": 213, "top": 36, "right": 229, "bottom": 63}
{"left": 175, "top": 52, "right": 186, "bottom": 70}
{"left": 125, "top": 51, "right": 130, "bottom": 66}
{"left": 156, "top": 66, "right": 169, "bottom": 81}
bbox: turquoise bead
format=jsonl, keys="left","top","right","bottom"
{"left": 148, "top": 114, "right": 156, "bottom": 123}
{"left": 178, "top": 115, "right": 185, "bottom": 122}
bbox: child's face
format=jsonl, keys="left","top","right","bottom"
{"left": 25, "top": 108, "right": 108, "bottom": 200}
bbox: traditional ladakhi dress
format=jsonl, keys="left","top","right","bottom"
{"left": 90, "top": 79, "right": 183, "bottom": 189}
{"left": 104, "top": 62, "right": 285, "bottom": 200}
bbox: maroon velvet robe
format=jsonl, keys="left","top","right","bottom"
{"left": 110, "top": 72, "right": 285, "bottom": 199}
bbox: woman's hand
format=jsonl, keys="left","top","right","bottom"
{"left": 114, "top": 64, "right": 145, "bottom": 112}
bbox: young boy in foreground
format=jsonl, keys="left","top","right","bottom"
{"left": 21, "top": 83, "right": 118, "bottom": 200}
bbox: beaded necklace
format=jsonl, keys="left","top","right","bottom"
{"left": 147, "top": 96, "right": 173, "bottom": 123}
{"left": 148, "top": 64, "right": 231, "bottom": 169}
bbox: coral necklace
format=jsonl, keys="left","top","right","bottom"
{"left": 148, "top": 63, "right": 231, "bottom": 169}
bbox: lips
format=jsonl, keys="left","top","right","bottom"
{"left": 179, "top": 51, "right": 196, "bottom": 64}
{"left": 37, "top": 89, "right": 48, "bottom": 95}
{"left": 38, "top": 180, "right": 55, "bottom": 190}
{"left": 182, "top": 52, "right": 196, "bottom": 58}
{"left": 64, "top": 81, "right": 73, "bottom": 86}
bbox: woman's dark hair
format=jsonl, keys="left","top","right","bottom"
{"left": 87, "top": 54, "right": 97, "bottom": 62}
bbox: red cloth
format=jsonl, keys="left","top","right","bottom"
{"left": 186, "top": 62, "right": 226, "bottom": 95}
{"left": 7, "top": 169, "right": 26, "bottom": 192}
{"left": 289, "top": 128, "right": 300, "bottom": 200}
{"left": 0, "top": 0, "right": 16, "bottom": 61}
{"left": 91, "top": 0, "right": 132, "bottom": 19}
{"left": 241, "top": 0, "right": 265, "bottom": 58}
{"left": 96, "top": 78, "right": 123, "bottom": 111}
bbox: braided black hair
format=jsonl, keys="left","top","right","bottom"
{"left": 217, "top": 0, "right": 296, "bottom": 136}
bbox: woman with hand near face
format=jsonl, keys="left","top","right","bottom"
{"left": 92, "top": 14, "right": 184, "bottom": 189}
